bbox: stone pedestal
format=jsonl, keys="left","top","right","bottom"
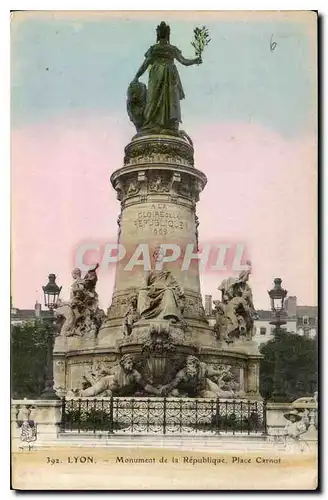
{"left": 266, "top": 402, "right": 293, "bottom": 436}
{"left": 98, "top": 134, "right": 208, "bottom": 349}
{"left": 11, "top": 399, "right": 63, "bottom": 450}
{"left": 245, "top": 355, "right": 261, "bottom": 398}
{"left": 55, "top": 133, "right": 262, "bottom": 398}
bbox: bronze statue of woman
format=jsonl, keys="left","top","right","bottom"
{"left": 128, "top": 21, "right": 202, "bottom": 135}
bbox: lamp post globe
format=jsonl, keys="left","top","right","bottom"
{"left": 42, "top": 274, "right": 62, "bottom": 310}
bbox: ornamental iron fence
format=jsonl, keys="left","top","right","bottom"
{"left": 61, "top": 397, "right": 267, "bottom": 435}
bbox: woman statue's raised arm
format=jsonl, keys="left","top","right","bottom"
{"left": 175, "top": 51, "right": 202, "bottom": 67}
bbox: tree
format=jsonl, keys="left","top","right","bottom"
{"left": 11, "top": 320, "right": 48, "bottom": 398}
{"left": 259, "top": 332, "right": 318, "bottom": 401}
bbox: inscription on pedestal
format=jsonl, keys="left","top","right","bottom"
{"left": 133, "top": 203, "right": 189, "bottom": 235}
{"left": 122, "top": 202, "right": 194, "bottom": 238}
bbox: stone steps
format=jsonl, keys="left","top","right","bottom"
{"left": 55, "top": 432, "right": 278, "bottom": 452}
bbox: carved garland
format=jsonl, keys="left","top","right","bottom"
{"left": 113, "top": 172, "right": 203, "bottom": 204}
{"left": 67, "top": 356, "right": 118, "bottom": 366}
{"left": 124, "top": 140, "right": 194, "bottom": 167}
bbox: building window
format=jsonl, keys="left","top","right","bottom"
{"left": 260, "top": 327, "right": 266, "bottom": 335}
{"left": 303, "top": 316, "right": 309, "bottom": 325}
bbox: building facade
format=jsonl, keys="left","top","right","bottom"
{"left": 204, "top": 294, "right": 317, "bottom": 346}
{"left": 10, "top": 301, "right": 51, "bottom": 326}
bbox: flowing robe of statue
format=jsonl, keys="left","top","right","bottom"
{"left": 129, "top": 24, "right": 201, "bottom": 133}
{"left": 216, "top": 268, "right": 256, "bottom": 340}
{"left": 55, "top": 265, "right": 104, "bottom": 337}
{"left": 143, "top": 44, "right": 185, "bottom": 131}
{"left": 138, "top": 270, "right": 184, "bottom": 322}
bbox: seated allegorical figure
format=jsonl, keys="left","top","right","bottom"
{"left": 80, "top": 354, "right": 160, "bottom": 397}
{"left": 137, "top": 269, "right": 185, "bottom": 323}
{"left": 55, "top": 264, "right": 105, "bottom": 338}
{"left": 216, "top": 263, "right": 256, "bottom": 341}
{"left": 159, "top": 355, "right": 234, "bottom": 398}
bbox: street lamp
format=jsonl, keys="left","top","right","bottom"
{"left": 42, "top": 274, "right": 62, "bottom": 310}
{"left": 41, "top": 274, "right": 62, "bottom": 400}
{"left": 268, "top": 278, "right": 288, "bottom": 402}
{"left": 268, "top": 278, "right": 287, "bottom": 319}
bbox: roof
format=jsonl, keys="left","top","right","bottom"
{"left": 296, "top": 306, "right": 318, "bottom": 317}
{"left": 256, "top": 310, "right": 272, "bottom": 320}
{"left": 255, "top": 306, "right": 317, "bottom": 321}
{"left": 11, "top": 309, "right": 36, "bottom": 319}
{"left": 255, "top": 310, "right": 289, "bottom": 321}
{"left": 10, "top": 308, "right": 51, "bottom": 321}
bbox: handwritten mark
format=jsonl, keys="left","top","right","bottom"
{"left": 270, "top": 35, "right": 277, "bottom": 52}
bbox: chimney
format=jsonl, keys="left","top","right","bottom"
{"left": 285, "top": 295, "right": 297, "bottom": 318}
{"left": 34, "top": 301, "right": 41, "bottom": 317}
{"left": 204, "top": 295, "right": 212, "bottom": 316}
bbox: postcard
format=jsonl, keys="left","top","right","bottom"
{"left": 11, "top": 10, "right": 318, "bottom": 490}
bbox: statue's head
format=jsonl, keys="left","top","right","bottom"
{"left": 156, "top": 21, "right": 170, "bottom": 43}
{"left": 238, "top": 261, "right": 252, "bottom": 283}
{"left": 120, "top": 354, "right": 134, "bottom": 373}
{"left": 153, "top": 245, "right": 164, "bottom": 264}
{"left": 238, "top": 269, "right": 251, "bottom": 283}
{"left": 72, "top": 268, "right": 82, "bottom": 280}
{"left": 185, "top": 355, "right": 200, "bottom": 377}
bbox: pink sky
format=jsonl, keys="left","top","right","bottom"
{"left": 11, "top": 112, "right": 317, "bottom": 311}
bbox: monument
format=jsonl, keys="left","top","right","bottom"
{"left": 53, "top": 22, "right": 261, "bottom": 400}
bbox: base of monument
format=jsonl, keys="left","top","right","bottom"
{"left": 54, "top": 319, "right": 262, "bottom": 396}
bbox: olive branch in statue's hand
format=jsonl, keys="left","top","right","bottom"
{"left": 191, "top": 26, "right": 211, "bottom": 58}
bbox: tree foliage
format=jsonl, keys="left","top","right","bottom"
{"left": 11, "top": 320, "right": 48, "bottom": 398}
{"left": 259, "top": 332, "right": 318, "bottom": 401}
